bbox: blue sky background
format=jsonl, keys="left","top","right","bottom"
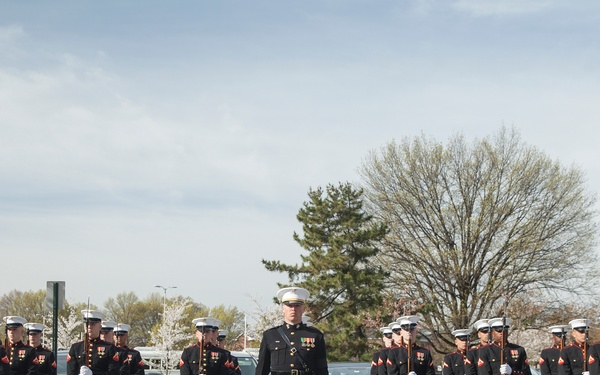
{"left": 1, "top": 0, "right": 599, "bottom": 317}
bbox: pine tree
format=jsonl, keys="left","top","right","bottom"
{"left": 263, "top": 182, "right": 389, "bottom": 361}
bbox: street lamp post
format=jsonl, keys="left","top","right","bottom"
{"left": 155, "top": 285, "right": 177, "bottom": 375}
{"left": 155, "top": 285, "right": 177, "bottom": 321}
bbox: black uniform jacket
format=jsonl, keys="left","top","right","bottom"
{"left": 377, "top": 347, "right": 396, "bottom": 375}
{"left": 586, "top": 342, "right": 600, "bottom": 375}
{"left": 179, "top": 342, "right": 235, "bottom": 375}
{"left": 0, "top": 345, "right": 9, "bottom": 375}
{"left": 33, "top": 346, "right": 56, "bottom": 375}
{"left": 118, "top": 346, "right": 145, "bottom": 375}
{"left": 4, "top": 341, "right": 39, "bottom": 375}
{"left": 539, "top": 345, "right": 561, "bottom": 375}
{"left": 385, "top": 343, "right": 435, "bottom": 375}
{"left": 477, "top": 342, "right": 531, "bottom": 375}
{"left": 558, "top": 342, "right": 593, "bottom": 375}
{"left": 255, "top": 323, "right": 327, "bottom": 375}
{"left": 67, "top": 338, "right": 122, "bottom": 375}
{"left": 373, "top": 348, "right": 393, "bottom": 375}
{"left": 443, "top": 350, "right": 468, "bottom": 375}
{"left": 467, "top": 345, "right": 486, "bottom": 375}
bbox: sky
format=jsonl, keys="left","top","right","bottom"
{"left": 1, "top": 0, "right": 599, "bottom": 320}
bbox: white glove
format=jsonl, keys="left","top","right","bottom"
{"left": 500, "top": 364, "right": 512, "bottom": 375}
{"left": 408, "top": 371, "right": 417, "bottom": 375}
{"left": 582, "top": 372, "right": 590, "bottom": 375}
{"left": 80, "top": 365, "right": 92, "bottom": 375}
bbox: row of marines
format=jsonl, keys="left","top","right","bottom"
{"left": 0, "top": 311, "right": 241, "bottom": 375}
{"left": 371, "top": 316, "right": 600, "bottom": 375}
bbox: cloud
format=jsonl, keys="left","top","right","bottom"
{"left": 452, "top": 0, "right": 556, "bottom": 16}
{"left": 0, "top": 24, "right": 23, "bottom": 44}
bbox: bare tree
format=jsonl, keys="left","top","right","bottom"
{"left": 359, "top": 127, "right": 598, "bottom": 352}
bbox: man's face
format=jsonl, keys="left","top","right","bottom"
{"left": 572, "top": 328, "right": 587, "bottom": 344}
{"left": 196, "top": 329, "right": 209, "bottom": 342}
{"left": 552, "top": 333, "right": 563, "bottom": 346}
{"left": 391, "top": 327, "right": 402, "bottom": 344}
{"left": 455, "top": 336, "right": 468, "bottom": 351}
{"left": 208, "top": 329, "right": 218, "bottom": 344}
{"left": 477, "top": 329, "right": 490, "bottom": 344}
{"left": 217, "top": 338, "right": 226, "bottom": 349}
{"left": 7, "top": 326, "right": 23, "bottom": 343}
{"left": 28, "top": 332, "right": 42, "bottom": 347}
{"left": 88, "top": 321, "right": 101, "bottom": 339}
{"left": 382, "top": 334, "right": 393, "bottom": 348}
{"left": 100, "top": 330, "right": 115, "bottom": 344}
{"left": 116, "top": 333, "right": 128, "bottom": 347}
{"left": 491, "top": 326, "right": 508, "bottom": 343}
{"left": 400, "top": 324, "right": 417, "bottom": 343}
{"left": 282, "top": 303, "right": 305, "bottom": 324}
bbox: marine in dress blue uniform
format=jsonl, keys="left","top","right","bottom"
{"left": 25, "top": 323, "right": 56, "bottom": 375}
{"left": 2, "top": 316, "right": 39, "bottom": 375}
{"left": 467, "top": 320, "right": 491, "bottom": 375}
{"left": 114, "top": 324, "right": 145, "bottom": 375}
{"left": 587, "top": 330, "right": 600, "bottom": 375}
{"left": 385, "top": 315, "right": 435, "bottom": 375}
{"left": 100, "top": 321, "right": 129, "bottom": 375}
{"left": 255, "top": 287, "right": 327, "bottom": 375}
{"left": 539, "top": 326, "right": 568, "bottom": 375}
{"left": 558, "top": 319, "right": 593, "bottom": 375}
{"left": 378, "top": 322, "right": 403, "bottom": 375}
{"left": 476, "top": 318, "right": 531, "bottom": 375}
{"left": 443, "top": 329, "right": 471, "bottom": 375}
{"left": 179, "top": 317, "right": 235, "bottom": 375}
{"left": 217, "top": 330, "right": 240, "bottom": 375}
{"left": 372, "top": 327, "right": 394, "bottom": 375}
{"left": 66, "top": 310, "right": 123, "bottom": 375}
{"left": 0, "top": 341, "right": 10, "bottom": 375}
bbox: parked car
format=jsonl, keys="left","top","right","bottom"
{"left": 328, "top": 362, "right": 371, "bottom": 375}
{"left": 231, "top": 350, "right": 258, "bottom": 375}
{"left": 57, "top": 350, "right": 68, "bottom": 375}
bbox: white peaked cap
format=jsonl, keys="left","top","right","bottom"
{"left": 388, "top": 322, "right": 401, "bottom": 330}
{"left": 277, "top": 287, "right": 310, "bottom": 304}
{"left": 473, "top": 319, "right": 490, "bottom": 330}
{"left": 3, "top": 316, "right": 27, "bottom": 327}
{"left": 549, "top": 325, "right": 568, "bottom": 334}
{"left": 193, "top": 317, "right": 213, "bottom": 327}
{"left": 24, "top": 322, "right": 46, "bottom": 332}
{"left": 380, "top": 327, "right": 393, "bottom": 334}
{"left": 82, "top": 310, "right": 106, "bottom": 321}
{"left": 218, "top": 330, "right": 228, "bottom": 337}
{"left": 101, "top": 321, "right": 117, "bottom": 330}
{"left": 452, "top": 329, "right": 470, "bottom": 337}
{"left": 115, "top": 323, "right": 131, "bottom": 333}
{"left": 569, "top": 319, "right": 591, "bottom": 329}
{"left": 397, "top": 315, "right": 420, "bottom": 325}
{"left": 488, "top": 317, "right": 513, "bottom": 328}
